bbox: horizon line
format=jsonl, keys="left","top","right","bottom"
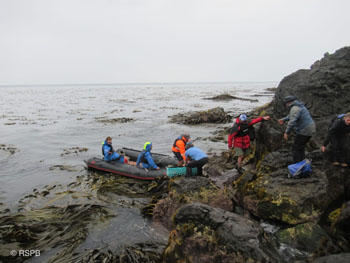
{"left": 0, "top": 80, "right": 279, "bottom": 87}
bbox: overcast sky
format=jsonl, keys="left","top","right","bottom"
{"left": 0, "top": 0, "right": 349, "bottom": 85}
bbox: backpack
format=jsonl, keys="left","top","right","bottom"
{"left": 248, "top": 125, "right": 256, "bottom": 141}
{"left": 328, "top": 114, "right": 345, "bottom": 129}
{"left": 287, "top": 159, "right": 312, "bottom": 179}
{"left": 231, "top": 121, "right": 256, "bottom": 141}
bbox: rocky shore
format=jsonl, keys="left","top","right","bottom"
{"left": 1, "top": 47, "right": 350, "bottom": 262}
{"left": 151, "top": 46, "right": 350, "bottom": 262}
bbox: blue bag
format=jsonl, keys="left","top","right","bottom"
{"left": 288, "top": 159, "right": 312, "bottom": 178}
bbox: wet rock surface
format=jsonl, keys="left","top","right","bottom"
{"left": 334, "top": 201, "right": 350, "bottom": 240}
{"left": 95, "top": 117, "right": 134, "bottom": 124}
{"left": 223, "top": 47, "right": 350, "bottom": 261}
{"left": 205, "top": 93, "right": 259, "bottom": 102}
{"left": 0, "top": 144, "right": 19, "bottom": 155}
{"left": 169, "top": 107, "right": 231, "bottom": 124}
{"left": 60, "top": 147, "right": 89, "bottom": 156}
{"left": 311, "top": 253, "right": 350, "bottom": 263}
{"left": 163, "top": 203, "right": 283, "bottom": 263}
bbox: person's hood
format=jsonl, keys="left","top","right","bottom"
{"left": 235, "top": 117, "right": 247, "bottom": 124}
{"left": 143, "top": 142, "right": 152, "bottom": 152}
{"left": 290, "top": 100, "right": 304, "bottom": 108}
{"left": 102, "top": 140, "right": 111, "bottom": 146}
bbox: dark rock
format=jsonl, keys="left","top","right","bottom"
{"left": 230, "top": 47, "right": 350, "bottom": 226}
{"left": 273, "top": 46, "right": 350, "bottom": 144}
{"left": 95, "top": 117, "right": 134, "bottom": 124}
{"left": 169, "top": 176, "right": 213, "bottom": 194}
{"left": 335, "top": 201, "right": 350, "bottom": 239}
{"left": 275, "top": 222, "right": 333, "bottom": 253}
{"left": 311, "top": 253, "right": 350, "bottom": 263}
{"left": 205, "top": 93, "right": 258, "bottom": 102}
{"left": 169, "top": 107, "right": 231, "bottom": 124}
{"left": 233, "top": 161, "right": 350, "bottom": 225}
{"left": 170, "top": 203, "right": 284, "bottom": 262}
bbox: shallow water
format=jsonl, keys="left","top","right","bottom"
{"left": 0, "top": 82, "right": 275, "bottom": 260}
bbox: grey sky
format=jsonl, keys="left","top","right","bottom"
{"left": 0, "top": 0, "right": 349, "bottom": 85}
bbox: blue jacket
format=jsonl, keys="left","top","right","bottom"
{"left": 282, "top": 100, "right": 316, "bottom": 136}
{"left": 136, "top": 142, "right": 159, "bottom": 169}
{"left": 102, "top": 141, "right": 123, "bottom": 162}
{"left": 185, "top": 147, "right": 208, "bottom": 161}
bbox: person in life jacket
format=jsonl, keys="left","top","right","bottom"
{"left": 321, "top": 112, "right": 350, "bottom": 167}
{"left": 278, "top": 96, "right": 316, "bottom": 163}
{"left": 172, "top": 133, "right": 191, "bottom": 166}
{"left": 228, "top": 114, "right": 270, "bottom": 173}
{"left": 102, "top": 136, "right": 125, "bottom": 163}
{"left": 185, "top": 142, "right": 208, "bottom": 176}
{"left": 136, "top": 142, "right": 160, "bottom": 170}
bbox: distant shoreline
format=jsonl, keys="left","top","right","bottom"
{"left": 0, "top": 81, "right": 278, "bottom": 88}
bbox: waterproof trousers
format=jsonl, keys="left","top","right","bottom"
{"left": 186, "top": 157, "right": 209, "bottom": 176}
{"left": 329, "top": 134, "right": 349, "bottom": 163}
{"left": 292, "top": 135, "right": 311, "bottom": 163}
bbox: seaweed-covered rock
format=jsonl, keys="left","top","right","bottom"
{"left": 152, "top": 177, "right": 233, "bottom": 230}
{"left": 231, "top": 47, "right": 350, "bottom": 226}
{"left": 169, "top": 107, "right": 231, "bottom": 124}
{"left": 95, "top": 117, "right": 134, "bottom": 124}
{"left": 334, "top": 201, "right": 350, "bottom": 239}
{"left": 311, "top": 253, "right": 350, "bottom": 263}
{"left": 169, "top": 176, "right": 212, "bottom": 194}
{"left": 163, "top": 203, "right": 283, "bottom": 263}
{"left": 232, "top": 155, "right": 350, "bottom": 225}
{"left": 275, "top": 222, "right": 334, "bottom": 253}
{"left": 205, "top": 93, "right": 258, "bottom": 102}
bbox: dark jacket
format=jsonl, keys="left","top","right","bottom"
{"left": 323, "top": 118, "right": 350, "bottom": 146}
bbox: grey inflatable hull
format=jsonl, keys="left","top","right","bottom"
{"left": 85, "top": 157, "right": 166, "bottom": 180}
{"left": 119, "top": 147, "right": 178, "bottom": 167}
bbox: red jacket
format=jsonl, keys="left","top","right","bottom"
{"left": 228, "top": 117, "right": 263, "bottom": 149}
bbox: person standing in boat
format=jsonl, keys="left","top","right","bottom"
{"left": 172, "top": 133, "right": 191, "bottom": 166}
{"left": 102, "top": 136, "right": 125, "bottom": 163}
{"left": 185, "top": 141, "right": 208, "bottom": 176}
{"left": 136, "top": 142, "right": 160, "bottom": 170}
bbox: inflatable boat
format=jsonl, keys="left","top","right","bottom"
{"left": 119, "top": 147, "right": 178, "bottom": 167}
{"left": 85, "top": 157, "right": 167, "bottom": 180}
{"left": 85, "top": 148, "right": 198, "bottom": 180}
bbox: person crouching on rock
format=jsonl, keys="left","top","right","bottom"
{"left": 136, "top": 142, "right": 160, "bottom": 170}
{"left": 278, "top": 96, "right": 316, "bottom": 163}
{"left": 102, "top": 136, "right": 125, "bottom": 163}
{"left": 172, "top": 133, "right": 191, "bottom": 166}
{"left": 321, "top": 112, "right": 350, "bottom": 167}
{"left": 185, "top": 142, "right": 208, "bottom": 176}
{"left": 228, "top": 114, "right": 270, "bottom": 173}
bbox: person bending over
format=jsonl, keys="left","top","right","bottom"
{"left": 185, "top": 142, "right": 208, "bottom": 176}
{"left": 172, "top": 133, "right": 190, "bottom": 166}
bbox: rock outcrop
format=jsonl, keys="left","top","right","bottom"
{"left": 163, "top": 203, "right": 284, "bottom": 263}
{"left": 169, "top": 107, "right": 231, "bottom": 124}
{"left": 226, "top": 46, "right": 350, "bottom": 259}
